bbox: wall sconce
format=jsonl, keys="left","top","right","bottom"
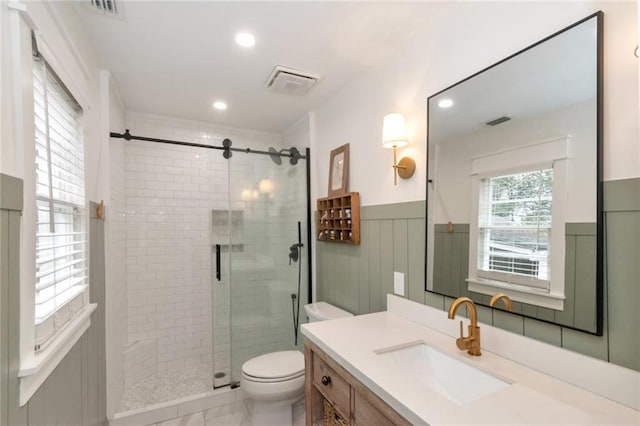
{"left": 382, "top": 113, "right": 416, "bottom": 185}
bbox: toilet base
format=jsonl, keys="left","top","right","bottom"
{"left": 248, "top": 395, "right": 303, "bottom": 426}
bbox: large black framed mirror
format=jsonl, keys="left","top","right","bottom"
{"left": 425, "top": 12, "right": 603, "bottom": 335}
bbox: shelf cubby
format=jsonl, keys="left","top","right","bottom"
{"left": 316, "top": 192, "right": 360, "bottom": 245}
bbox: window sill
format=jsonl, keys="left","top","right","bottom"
{"left": 18, "top": 303, "right": 96, "bottom": 406}
{"left": 467, "top": 278, "right": 565, "bottom": 310}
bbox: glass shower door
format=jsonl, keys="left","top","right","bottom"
{"left": 227, "top": 150, "right": 308, "bottom": 385}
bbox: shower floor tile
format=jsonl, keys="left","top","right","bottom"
{"left": 120, "top": 363, "right": 214, "bottom": 412}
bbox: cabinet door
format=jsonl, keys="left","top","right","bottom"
{"left": 354, "top": 392, "right": 393, "bottom": 426}
{"left": 354, "top": 388, "right": 411, "bottom": 426}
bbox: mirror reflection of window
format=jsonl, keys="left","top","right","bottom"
{"left": 477, "top": 169, "right": 553, "bottom": 288}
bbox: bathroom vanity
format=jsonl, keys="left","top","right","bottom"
{"left": 304, "top": 339, "right": 410, "bottom": 425}
{"left": 301, "top": 295, "right": 639, "bottom": 425}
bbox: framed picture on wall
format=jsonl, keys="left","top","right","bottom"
{"left": 328, "top": 143, "right": 349, "bottom": 196}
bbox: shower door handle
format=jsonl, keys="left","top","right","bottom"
{"left": 215, "top": 244, "right": 221, "bottom": 281}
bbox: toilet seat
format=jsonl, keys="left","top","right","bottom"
{"left": 242, "top": 351, "right": 304, "bottom": 382}
{"left": 243, "top": 370, "right": 304, "bottom": 383}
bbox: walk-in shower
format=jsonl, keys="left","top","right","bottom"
{"left": 109, "top": 128, "right": 311, "bottom": 413}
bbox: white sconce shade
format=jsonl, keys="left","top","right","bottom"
{"left": 382, "top": 113, "right": 409, "bottom": 148}
{"left": 381, "top": 112, "right": 415, "bottom": 185}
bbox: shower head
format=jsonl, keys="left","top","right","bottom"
{"left": 289, "top": 147, "right": 301, "bottom": 165}
{"left": 268, "top": 146, "right": 303, "bottom": 166}
{"left": 268, "top": 147, "right": 282, "bottom": 165}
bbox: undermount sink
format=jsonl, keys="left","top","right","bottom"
{"left": 376, "top": 341, "right": 510, "bottom": 404}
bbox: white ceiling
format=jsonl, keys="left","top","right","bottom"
{"left": 76, "top": 1, "right": 438, "bottom": 134}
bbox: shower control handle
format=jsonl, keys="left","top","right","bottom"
{"left": 215, "top": 244, "right": 221, "bottom": 281}
{"left": 289, "top": 244, "right": 300, "bottom": 264}
{"left": 321, "top": 375, "right": 331, "bottom": 386}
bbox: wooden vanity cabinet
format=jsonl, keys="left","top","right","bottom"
{"left": 304, "top": 340, "right": 410, "bottom": 426}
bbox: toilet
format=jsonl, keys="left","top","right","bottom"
{"left": 240, "top": 302, "right": 352, "bottom": 426}
{"left": 304, "top": 301, "right": 353, "bottom": 323}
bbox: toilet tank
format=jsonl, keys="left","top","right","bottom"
{"left": 304, "top": 302, "right": 353, "bottom": 322}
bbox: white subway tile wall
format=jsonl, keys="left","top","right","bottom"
{"left": 123, "top": 339, "right": 157, "bottom": 391}
{"left": 113, "top": 111, "right": 307, "bottom": 410}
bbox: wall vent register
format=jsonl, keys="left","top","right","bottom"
{"left": 89, "top": 0, "right": 118, "bottom": 15}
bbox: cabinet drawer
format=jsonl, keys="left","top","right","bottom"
{"left": 313, "top": 352, "right": 351, "bottom": 419}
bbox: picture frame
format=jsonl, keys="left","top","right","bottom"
{"left": 328, "top": 143, "right": 349, "bottom": 196}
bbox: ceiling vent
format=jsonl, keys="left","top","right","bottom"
{"left": 265, "top": 66, "right": 319, "bottom": 96}
{"left": 485, "top": 116, "right": 511, "bottom": 126}
{"left": 89, "top": 0, "right": 118, "bottom": 15}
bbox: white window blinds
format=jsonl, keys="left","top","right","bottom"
{"left": 32, "top": 56, "right": 87, "bottom": 348}
{"left": 477, "top": 168, "right": 553, "bottom": 290}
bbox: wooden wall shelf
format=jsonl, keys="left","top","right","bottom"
{"left": 316, "top": 192, "right": 360, "bottom": 245}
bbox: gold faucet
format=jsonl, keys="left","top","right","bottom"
{"left": 447, "top": 297, "right": 481, "bottom": 356}
{"left": 489, "top": 293, "right": 513, "bottom": 311}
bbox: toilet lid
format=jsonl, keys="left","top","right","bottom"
{"left": 242, "top": 351, "right": 305, "bottom": 380}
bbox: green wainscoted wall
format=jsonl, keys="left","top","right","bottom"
{"left": 315, "top": 178, "right": 640, "bottom": 372}
{"left": 432, "top": 222, "right": 597, "bottom": 332}
{"left": 0, "top": 174, "right": 106, "bottom": 426}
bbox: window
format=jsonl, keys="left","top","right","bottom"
{"left": 11, "top": 14, "right": 95, "bottom": 406}
{"left": 32, "top": 55, "right": 88, "bottom": 350}
{"left": 476, "top": 169, "right": 553, "bottom": 290}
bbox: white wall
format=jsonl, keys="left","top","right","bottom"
{"left": 104, "top": 71, "right": 127, "bottom": 418}
{"left": 283, "top": 113, "right": 311, "bottom": 150}
{"left": 1, "top": 2, "right": 7, "bottom": 177}
{"left": 310, "top": 1, "right": 639, "bottom": 210}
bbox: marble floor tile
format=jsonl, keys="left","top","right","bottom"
{"left": 156, "top": 418, "right": 181, "bottom": 426}
{"left": 292, "top": 399, "right": 305, "bottom": 426}
{"left": 151, "top": 404, "right": 302, "bottom": 426}
{"left": 204, "top": 400, "right": 248, "bottom": 422}
{"left": 205, "top": 410, "right": 248, "bottom": 426}
{"left": 152, "top": 411, "right": 206, "bottom": 426}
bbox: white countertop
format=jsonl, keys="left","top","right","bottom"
{"left": 301, "top": 302, "right": 639, "bottom": 425}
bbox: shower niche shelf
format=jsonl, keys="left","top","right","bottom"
{"left": 316, "top": 192, "right": 360, "bottom": 245}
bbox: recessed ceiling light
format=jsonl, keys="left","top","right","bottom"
{"left": 438, "top": 99, "right": 454, "bottom": 108}
{"left": 235, "top": 32, "right": 256, "bottom": 48}
{"left": 213, "top": 101, "right": 227, "bottom": 110}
